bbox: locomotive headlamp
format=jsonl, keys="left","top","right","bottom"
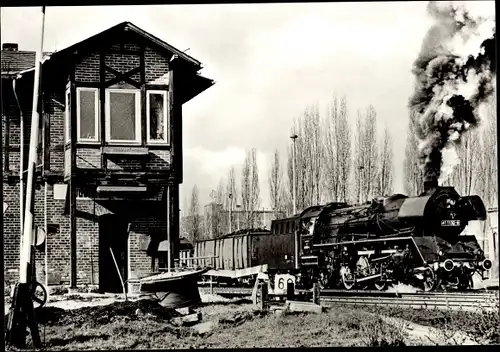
{"left": 482, "top": 259, "right": 492, "bottom": 270}
{"left": 443, "top": 259, "right": 455, "bottom": 272}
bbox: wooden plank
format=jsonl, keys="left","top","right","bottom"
{"left": 101, "top": 146, "right": 149, "bottom": 156}
{"left": 96, "top": 185, "right": 147, "bottom": 193}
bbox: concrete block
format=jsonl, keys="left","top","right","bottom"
{"left": 286, "top": 300, "right": 322, "bottom": 314}
{"left": 175, "top": 307, "right": 191, "bottom": 316}
{"left": 191, "top": 321, "right": 216, "bottom": 335}
{"left": 172, "top": 312, "right": 202, "bottom": 326}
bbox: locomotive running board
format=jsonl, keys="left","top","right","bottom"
{"left": 313, "top": 236, "right": 426, "bottom": 265}
{"left": 203, "top": 264, "right": 269, "bottom": 279}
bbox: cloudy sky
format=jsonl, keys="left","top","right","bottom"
{"left": 1, "top": 2, "right": 494, "bottom": 212}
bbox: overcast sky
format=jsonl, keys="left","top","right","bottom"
{"left": 1, "top": 2, "right": 495, "bottom": 212}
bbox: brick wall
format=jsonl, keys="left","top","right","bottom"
{"left": 3, "top": 33, "right": 178, "bottom": 290}
{"left": 4, "top": 182, "right": 167, "bottom": 287}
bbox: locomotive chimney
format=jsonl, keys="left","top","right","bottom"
{"left": 423, "top": 169, "right": 439, "bottom": 192}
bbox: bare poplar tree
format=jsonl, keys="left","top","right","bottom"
{"left": 403, "top": 111, "right": 424, "bottom": 196}
{"left": 188, "top": 185, "right": 201, "bottom": 242}
{"left": 353, "top": 111, "right": 365, "bottom": 204}
{"left": 323, "top": 95, "right": 352, "bottom": 202}
{"left": 337, "top": 96, "right": 352, "bottom": 202}
{"left": 362, "top": 105, "right": 378, "bottom": 201}
{"left": 226, "top": 167, "right": 237, "bottom": 232}
{"left": 241, "top": 151, "right": 251, "bottom": 228}
{"left": 250, "top": 148, "right": 261, "bottom": 228}
{"left": 377, "top": 124, "right": 394, "bottom": 196}
{"left": 481, "top": 98, "right": 498, "bottom": 208}
{"left": 323, "top": 97, "right": 340, "bottom": 201}
{"left": 269, "top": 149, "right": 285, "bottom": 218}
{"left": 216, "top": 178, "right": 226, "bottom": 236}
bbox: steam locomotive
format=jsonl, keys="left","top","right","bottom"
{"left": 194, "top": 179, "right": 492, "bottom": 292}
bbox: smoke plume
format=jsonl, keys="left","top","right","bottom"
{"left": 409, "top": 1, "right": 496, "bottom": 184}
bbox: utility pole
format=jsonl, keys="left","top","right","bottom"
{"left": 291, "top": 134, "right": 298, "bottom": 215}
{"left": 6, "top": 6, "right": 46, "bottom": 349}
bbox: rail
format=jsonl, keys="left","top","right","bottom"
{"left": 198, "top": 286, "right": 498, "bottom": 312}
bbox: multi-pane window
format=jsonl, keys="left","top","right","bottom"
{"left": 105, "top": 89, "right": 141, "bottom": 144}
{"left": 146, "top": 91, "right": 168, "bottom": 144}
{"left": 76, "top": 87, "right": 99, "bottom": 142}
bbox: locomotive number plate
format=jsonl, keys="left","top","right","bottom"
{"left": 441, "top": 220, "right": 461, "bottom": 226}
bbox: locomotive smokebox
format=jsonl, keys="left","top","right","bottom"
{"left": 423, "top": 170, "right": 439, "bottom": 192}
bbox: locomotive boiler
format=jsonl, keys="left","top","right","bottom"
{"left": 297, "top": 176, "right": 491, "bottom": 291}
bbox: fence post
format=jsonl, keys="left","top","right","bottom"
{"left": 287, "top": 281, "right": 295, "bottom": 301}
{"left": 313, "top": 283, "right": 320, "bottom": 305}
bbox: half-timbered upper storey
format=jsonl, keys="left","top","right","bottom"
{"left": 2, "top": 22, "right": 214, "bottom": 188}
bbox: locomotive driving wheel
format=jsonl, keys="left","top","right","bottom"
{"left": 340, "top": 266, "right": 355, "bottom": 290}
{"left": 422, "top": 267, "right": 438, "bottom": 292}
{"left": 374, "top": 280, "right": 387, "bottom": 291}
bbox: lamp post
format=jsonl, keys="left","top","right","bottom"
{"left": 290, "top": 133, "right": 299, "bottom": 271}
{"left": 236, "top": 204, "right": 241, "bottom": 230}
{"left": 291, "top": 134, "right": 298, "bottom": 215}
{"left": 228, "top": 193, "right": 233, "bottom": 234}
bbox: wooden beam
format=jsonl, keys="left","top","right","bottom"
{"left": 104, "top": 66, "right": 141, "bottom": 88}
{"left": 74, "top": 82, "right": 101, "bottom": 88}
{"left": 3, "top": 113, "right": 10, "bottom": 172}
{"left": 96, "top": 185, "right": 147, "bottom": 193}
{"left": 101, "top": 146, "right": 149, "bottom": 156}
{"left": 69, "top": 55, "right": 78, "bottom": 289}
{"left": 99, "top": 49, "right": 106, "bottom": 170}
{"left": 43, "top": 99, "right": 50, "bottom": 173}
{"left": 140, "top": 44, "right": 146, "bottom": 147}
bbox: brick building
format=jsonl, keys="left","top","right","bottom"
{"left": 1, "top": 22, "right": 213, "bottom": 293}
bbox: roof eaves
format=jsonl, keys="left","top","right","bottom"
{"left": 125, "top": 22, "right": 201, "bottom": 68}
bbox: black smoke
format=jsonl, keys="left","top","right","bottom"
{"left": 408, "top": 1, "right": 496, "bottom": 181}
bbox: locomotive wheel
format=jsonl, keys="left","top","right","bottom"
{"left": 422, "top": 268, "right": 438, "bottom": 292}
{"left": 31, "top": 281, "right": 48, "bottom": 309}
{"left": 374, "top": 281, "right": 387, "bottom": 291}
{"left": 340, "top": 267, "right": 355, "bottom": 290}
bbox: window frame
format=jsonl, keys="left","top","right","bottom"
{"left": 105, "top": 88, "right": 141, "bottom": 144}
{"left": 146, "top": 90, "right": 169, "bottom": 145}
{"left": 76, "top": 87, "right": 100, "bottom": 143}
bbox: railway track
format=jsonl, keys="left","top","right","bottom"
{"left": 199, "top": 286, "right": 498, "bottom": 312}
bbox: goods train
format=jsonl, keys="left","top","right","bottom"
{"left": 192, "top": 180, "right": 492, "bottom": 292}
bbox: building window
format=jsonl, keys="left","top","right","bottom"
{"left": 65, "top": 87, "right": 71, "bottom": 143}
{"left": 146, "top": 90, "right": 168, "bottom": 144}
{"left": 76, "top": 87, "right": 99, "bottom": 142}
{"left": 105, "top": 89, "right": 141, "bottom": 144}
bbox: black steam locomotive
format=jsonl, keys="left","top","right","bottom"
{"left": 194, "top": 180, "right": 491, "bottom": 292}
{"left": 289, "top": 181, "right": 491, "bottom": 291}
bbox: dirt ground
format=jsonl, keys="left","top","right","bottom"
{"left": 3, "top": 291, "right": 495, "bottom": 350}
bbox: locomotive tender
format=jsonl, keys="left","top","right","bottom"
{"left": 194, "top": 178, "right": 492, "bottom": 292}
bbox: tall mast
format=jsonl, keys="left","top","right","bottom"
{"left": 19, "top": 6, "right": 46, "bottom": 284}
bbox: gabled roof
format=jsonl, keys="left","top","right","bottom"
{"left": 3, "top": 21, "right": 206, "bottom": 76}
{"left": 52, "top": 21, "right": 203, "bottom": 68}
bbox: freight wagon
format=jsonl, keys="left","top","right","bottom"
{"left": 193, "top": 227, "right": 299, "bottom": 286}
